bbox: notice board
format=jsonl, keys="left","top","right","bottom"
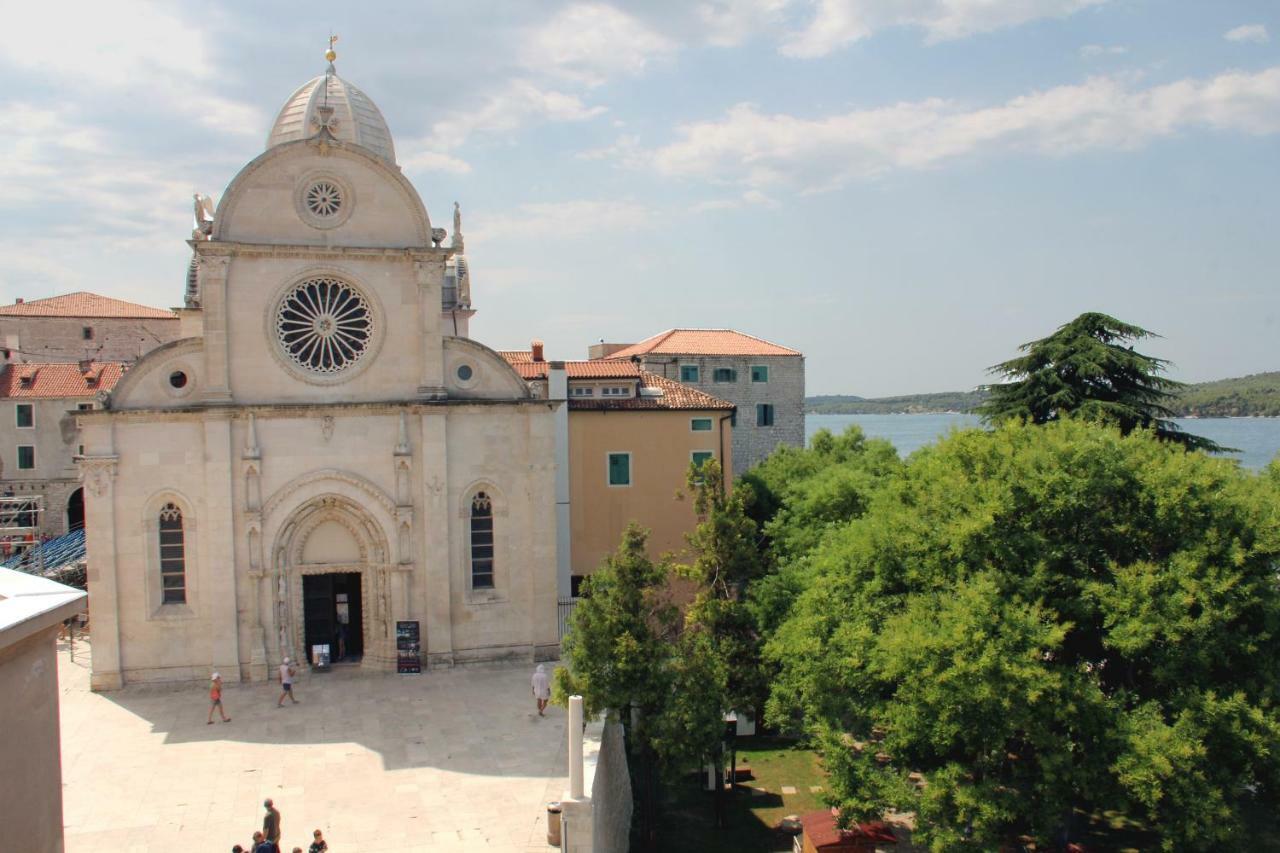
{"left": 396, "top": 620, "right": 421, "bottom": 674}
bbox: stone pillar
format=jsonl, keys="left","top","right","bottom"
{"left": 419, "top": 411, "right": 453, "bottom": 666}
{"left": 548, "top": 363, "right": 572, "bottom": 600}
{"left": 414, "top": 256, "right": 446, "bottom": 399}
{"left": 242, "top": 417, "right": 268, "bottom": 681}
{"left": 80, "top": 455, "right": 121, "bottom": 691}
{"left": 196, "top": 252, "right": 233, "bottom": 404}
{"left": 203, "top": 414, "right": 241, "bottom": 680}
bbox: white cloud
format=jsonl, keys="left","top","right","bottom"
{"left": 697, "top": 0, "right": 791, "bottom": 47}
{"left": 400, "top": 150, "right": 474, "bottom": 175}
{"left": 780, "top": 0, "right": 1110, "bottom": 58}
{"left": 1080, "top": 44, "right": 1128, "bottom": 58}
{"left": 690, "top": 189, "right": 778, "bottom": 212}
{"left": 647, "top": 66, "right": 1280, "bottom": 191}
{"left": 522, "top": 4, "right": 678, "bottom": 86}
{"left": 472, "top": 200, "right": 653, "bottom": 242}
{"left": 0, "top": 0, "right": 261, "bottom": 134}
{"left": 422, "top": 80, "right": 606, "bottom": 152}
{"left": 1224, "top": 24, "right": 1270, "bottom": 44}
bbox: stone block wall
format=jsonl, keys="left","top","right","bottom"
{"left": 0, "top": 316, "right": 179, "bottom": 364}
{"left": 641, "top": 354, "right": 805, "bottom": 475}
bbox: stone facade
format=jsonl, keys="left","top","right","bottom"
{"left": 638, "top": 354, "right": 804, "bottom": 475}
{"left": 0, "top": 309, "right": 179, "bottom": 364}
{"left": 78, "top": 60, "right": 559, "bottom": 690}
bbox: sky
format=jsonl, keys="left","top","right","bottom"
{"left": 1, "top": 0, "right": 1277, "bottom": 396}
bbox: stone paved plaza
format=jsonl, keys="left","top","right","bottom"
{"left": 57, "top": 641, "right": 566, "bottom": 852}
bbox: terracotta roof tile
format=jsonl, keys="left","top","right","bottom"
{"left": 570, "top": 371, "right": 734, "bottom": 411}
{"left": 500, "top": 354, "right": 643, "bottom": 380}
{"left": 0, "top": 292, "right": 175, "bottom": 319}
{"left": 601, "top": 328, "right": 801, "bottom": 359}
{"left": 0, "top": 362, "right": 127, "bottom": 398}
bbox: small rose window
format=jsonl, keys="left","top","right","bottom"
{"left": 305, "top": 181, "right": 343, "bottom": 217}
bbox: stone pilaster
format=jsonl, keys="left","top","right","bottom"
{"left": 80, "top": 455, "right": 122, "bottom": 691}
{"left": 419, "top": 412, "right": 453, "bottom": 666}
{"left": 414, "top": 256, "right": 446, "bottom": 399}
{"left": 197, "top": 252, "right": 233, "bottom": 404}
{"left": 202, "top": 414, "right": 241, "bottom": 680}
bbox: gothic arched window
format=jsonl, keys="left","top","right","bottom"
{"left": 470, "top": 492, "right": 494, "bottom": 589}
{"left": 158, "top": 503, "right": 187, "bottom": 604}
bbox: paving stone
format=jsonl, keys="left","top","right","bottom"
{"left": 781, "top": 786, "right": 797, "bottom": 795}
{"left": 58, "top": 643, "right": 568, "bottom": 852}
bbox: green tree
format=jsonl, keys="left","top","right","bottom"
{"left": 766, "top": 420, "right": 1280, "bottom": 851}
{"left": 977, "top": 312, "right": 1225, "bottom": 452}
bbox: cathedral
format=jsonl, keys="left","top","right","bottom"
{"left": 77, "top": 49, "right": 560, "bottom": 689}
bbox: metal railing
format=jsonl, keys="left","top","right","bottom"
{"left": 558, "top": 597, "right": 579, "bottom": 642}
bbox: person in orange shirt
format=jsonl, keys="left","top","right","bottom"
{"left": 207, "top": 672, "right": 231, "bottom": 724}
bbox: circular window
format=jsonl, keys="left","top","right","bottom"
{"left": 305, "top": 180, "right": 343, "bottom": 217}
{"left": 168, "top": 371, "right": 188, "bottom": 389}
{"left": 275, "top": 278, "right": 373, "bottom": 374}
{"left": 456, "top": 364, "right": 473, "bottom": 381}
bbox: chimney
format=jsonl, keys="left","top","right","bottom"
{"left": 78, "top": 359, "right": 92, "bottom": 374}
{"left": 13, "top": 298, "right": 22, "bottom": 305}
{"left": 531, "top": 339, "right": 545, "bottom": 362}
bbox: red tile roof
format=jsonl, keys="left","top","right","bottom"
{"left": 571, "top": 372, "right": 734, "bottom": 411}
{"left": 600, "top": 329, "right": 801, "bottom": 359}
{"left": 800, "top": 810, "right": 897, "bottom": 851}
{"left": 0, "top": 292, "right": 175, "bottom": 319}
{"left": 0, "top": 362, "right": 127, "bottom": 398}
{"left": 501, "top": 354, "right": 643, "bottom": 381}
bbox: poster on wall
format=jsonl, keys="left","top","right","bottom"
{"left": 396, "top": 620, "right": 421, "bottom": 674}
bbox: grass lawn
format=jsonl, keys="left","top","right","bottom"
{"left": 657, "top": 736, "right": 830, "bottom": 853}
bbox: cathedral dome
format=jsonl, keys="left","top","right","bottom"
{"left": 266, "top": 62, "right": 396, "bottom": 164}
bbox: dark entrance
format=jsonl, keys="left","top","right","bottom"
{"left": 302, "top": 572, "right": 363, "bottom": 665}
{"left": 66, "top": 487, "right": 84, "bottom": 532}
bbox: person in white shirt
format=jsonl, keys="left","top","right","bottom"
{"left": 277, "top": 657, "right": 299, "bottom": 708}
{"left": 531, "top": 664, "right": 551, "bottom": 716}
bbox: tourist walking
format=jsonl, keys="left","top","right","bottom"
{"left": 531, "top": 663, "right": 551, "bottom": 716}
{"left": 207, "top": 671, "right": 231, "bottom": 724}
{"left": 250, "top": 831, "right": 275, "bottom": 853}
{"left": 277, "top": 658, "right": 299, "bottom": 707}
{"left": 262, "top": 798, "right": 282, "bottom": 848}
{"left": 309, "top": 828, "right": 329, "bottom": 852}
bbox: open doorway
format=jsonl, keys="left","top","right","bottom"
{"left": 66, "top": 487, "right": 84, "bottom": 532}
{"left": 302, "top": 572, "right": 363, "bottom": 665}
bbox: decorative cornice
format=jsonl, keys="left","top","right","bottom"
{"left": 262, "top": 468, "right": 397, "bottom": 519}
{"left": 79, "top": 455, "right": 119, "bottom": 497}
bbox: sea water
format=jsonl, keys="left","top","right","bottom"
{"left": 805, "top": 413, "right": 1280, "bottom": 471}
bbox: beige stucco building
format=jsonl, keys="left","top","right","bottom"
{"left": 503, "top": 347, "right": 733, "bottom": 588}
{"left": 78, "top": 55, "right": 558, "bottom": 690}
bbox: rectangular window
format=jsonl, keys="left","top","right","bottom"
{"left": 713, "top": 368, "right": 737, "bottom": 383}
{"left": 691, "top": 451, "right": 714, "bottom": 469}
{"left": 571, "top": 386, "right": 594, "bottom": 397}
{"left": 690, "top": 417, "right": 713, "bottom": 432}
{"left": 607, "top": 452, "right": 631, "bottom": 486}
{"left": 751, "top": 365, "right": 769, "bottom": 382}
{"left": 17, "top": 445, "right": 34, "bottom": 470}
{"left": 680, "top": 365, "right": 699, "bottom": 383}
{"left": 15, "top": 404, "right": 33, "bottom": 428}
{"left": 77, "top": 403, "right": 94, "bottom": 411}
{"left": 82, "top": 326, "right": 94, "bottom": 340}
{"left": 756, "top": 403, "right": 774, "bottom": 427}
{"left": 601, "top": 386, "right": 629, "bottom": 397}
{"left": 570, "top": 575, "right": 586, "bottom": 598}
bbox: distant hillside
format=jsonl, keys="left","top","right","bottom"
{"left": 807, "top": 372, "right": 1280, "bottom": 417}
{"left": 806, "top": 390, "right": 987, "bottom": 414}
{"left": 1173, "top": 371, "right": 1280, "bottom": 417}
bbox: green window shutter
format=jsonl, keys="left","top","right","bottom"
{"left": 691, "top": 418, "right": 712, "bottom": 431}
{"left": 691, "top": 451, "right": 714, "bottom": 469}
{"left": 15, "top": 404, "right": 33, "bottom": 428}
{"left": 608, "top": 453, "right": 631, "bottom": 486}
{"left": 680, "top": 365, "right": 699, "bottom": 382}
{"left": 756, "top": 404, "right": 774, "bottom": 427}
{"left": 713, "top": 368, "right": 737, "bottom": 383}
{"left": 17, "top": 446, "right": 34, "bottom": 470}
{"left": 751, "top": 365, "right": 769, "bottom": 382}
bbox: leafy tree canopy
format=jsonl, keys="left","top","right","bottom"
{"left": 765, "top": 419, "right": 1280, "bottom": 851}
{"left": 978, "top": 312, "right": 1225, "bottom": 452}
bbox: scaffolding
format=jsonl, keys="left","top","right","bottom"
{"left": 0, "top": 495, "right": 44, "bottom": 570}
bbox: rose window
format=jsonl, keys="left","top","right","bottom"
{"left": 275, "top": 278, "right": 373, "bottom": 374}
{"left": 304, "top": 181, "right": 343, "bottom": 217}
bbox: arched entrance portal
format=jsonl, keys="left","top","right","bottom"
{"left": 272, "top": 494, "right": 392, "bottom": 671}
{"left": 66, "top": 487, "right": 84, "bottom": 532}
